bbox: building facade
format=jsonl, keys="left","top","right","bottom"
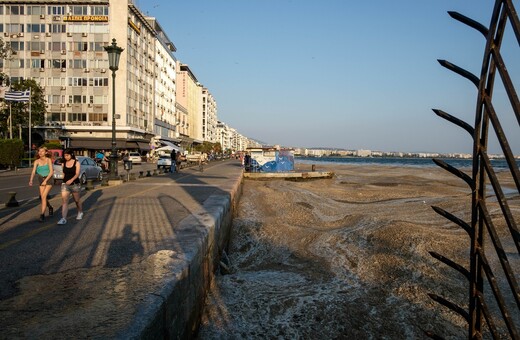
{"left": 0, "top": 0, "right": 181, "bottom": 155}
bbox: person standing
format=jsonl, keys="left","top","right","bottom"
{"left": 57, "top": 149, "right": 83, "bottom": 225}
{"left": 170, "top": 149, "right": 176, "bottom": 173}
{"left": 29, "top": 146, "right": 54, "bottom": 222}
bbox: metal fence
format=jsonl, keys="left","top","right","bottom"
{"left": 430, "top": 0, "right": 519, "bottom": 338}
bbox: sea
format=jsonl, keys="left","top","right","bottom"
{"left": 295, "top": 156, "right": 517, "bottom": 170}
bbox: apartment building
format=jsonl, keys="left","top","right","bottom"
{"left": 0, "top": 0, "right": 179, "bottom": 154}
{"left": 201, "top": 86, "right": 217, "bottom": 143}
{"left": 176, "top": 62, "right": 203, "bottom": 147}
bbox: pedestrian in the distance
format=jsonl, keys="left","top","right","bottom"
{"left": 57, "top": 149, "right": 83, "bottom": 225}
{"left": 170, "top": 149, "right": 176, "bottom": 173}
{"left": 29, "top": 146, "right": 54, "bottom": 222}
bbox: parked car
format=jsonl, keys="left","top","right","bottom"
{"left": 157, "top": 155, "right": 172, "bottom": 170}
{"left": 127, "top": 152, "right": 142, "bottom": 164}
{"left": 53, "top": 156, "right": 103, "bottom": 184}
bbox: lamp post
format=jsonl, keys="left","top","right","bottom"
{"left": 104, "top": 38, "right": 124, "bottom": 180}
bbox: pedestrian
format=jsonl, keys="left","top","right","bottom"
{"left": 29, "top": 146, "right": 54, "bottom": 222}
{"left": 170, "top": 149, "right": 176, "bottom": 173}
{"left": 57, "top": 149, "right": 83, "bottom": 225}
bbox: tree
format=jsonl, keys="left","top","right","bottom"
{"left": 0, "top": 139, "right": 23, "bottom": 169}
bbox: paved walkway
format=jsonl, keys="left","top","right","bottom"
{"left": 0, "top": 159, "right": 244, "bottom": 338}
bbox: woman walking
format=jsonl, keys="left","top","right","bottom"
{"left": 29, "top": 147, "right": 55, "bottom": 222}
{"left": 57, "top": 149, "right": 83, "bottom": 225}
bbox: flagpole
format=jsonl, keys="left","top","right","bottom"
{"left": 9, "top": 102, "right": 12, "bottom": 139}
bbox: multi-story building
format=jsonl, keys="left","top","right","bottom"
{"left": 0, "top": 0, "right": 180, "bottom": 155}
{"left": 201, "top": 87, "right": 217, "bottom": 143}
{"left": 176, "top": 62, "right": 203, "bottom": 149}
{"left": 217, "top": 120, "right": 231, "bottom": 152}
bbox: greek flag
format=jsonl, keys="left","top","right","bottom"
{"left": 5, "top": 90, "right": 31, "bottom": 102}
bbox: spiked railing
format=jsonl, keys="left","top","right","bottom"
{"left": 430, "top": 1, "right": 519, "bottom": 338}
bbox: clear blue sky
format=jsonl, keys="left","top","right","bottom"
{"left": 136, "top": 0, "right": 519, "bottom": 154}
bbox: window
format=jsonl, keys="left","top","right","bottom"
{"left": 89, "top": 77, "right": 108, "bottom": 87}
{"left": 31, "top": 59, "right": 45, "bottom": 68}
{"left": 48, "top": 24, "right": 66, "bottom": 33}
{"left": 28, "top": 6, "right": 45, "bottom": 15}
{"left": 68, "top": 112, "right": 87, "bottom": 122}
{"left": 48, "top": 6, "right": 65, "bottom": 15}
{"left": 50, "top": 112, "right": 66, "bottom": 121}
{"left": 69, "top": 77, "right": 87, "bottom": 87}
{"left": 6, "top": 24, "right": 24, "bottom": 34}
{"left": 91, "top": 6, "right": 108, "bottom": 16}
{"left": 30, "top": 42, "right": 45, "bottom": 51}
{"left": 27, "top": 24, "right": 45, "bottom": 33}
{"left": 7, "top": 6, "right": 25, "bottom": 15}
{"left": 89, "top": 113, "right": 108, "bottom": 122}
{"left": 72, "top": 42, "right": 88, "bottom": 52}
{"left": 70, "top": 6, "right": 88, "bottom": 15}
{"left": 51, "top": 59, "right": 66, "bottom": 69}
{"left": 49, "top": 42, "right": 66, "bottom": 51}
{"left": 9, "top": 41, "right": 24, "bottom": 52}
{"left": 71, "top": 59, "right": 87, "bottom": 69}
{"left": 70, "top": 95, "right": 86, "bottom": 104}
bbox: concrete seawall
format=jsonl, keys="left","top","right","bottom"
{"left": 117, "top": 172, "right": 243, "bottom": 339}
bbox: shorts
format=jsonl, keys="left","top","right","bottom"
{"left": 61, "top": 182, "right": 81, "bottom": 193}
{"left": 37, "top": 174, "right": 51, "bottom": 186}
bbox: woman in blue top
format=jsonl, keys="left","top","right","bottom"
{"left": 57, "top": 149, "right": 83, "bottom": 225}
{"left": 29, "top": 146, "right": 54, "bottom": 222}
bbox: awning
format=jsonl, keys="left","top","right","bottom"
{"left": 69, "top": 138, "right": 126, "bottom": 150}
{"left": 126, "top": 141, "right": 151, "bottom": 151}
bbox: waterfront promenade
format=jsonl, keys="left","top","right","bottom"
{"left": 0, "top": 159, "right": 243, "bottom": 338}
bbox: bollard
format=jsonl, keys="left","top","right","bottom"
{"left": 86, "top": 179, "right": 94, "bottom": 190}
{"left": 139, "top": 171, "right": 144, "bottom": 178}
{"left": 146, "top": 170, "right": 152, "bottom": 177}
{"left": 5, "top": 192, "right": 19, "bottom": 207}
{"left": 311, "top": 164, "right": 316, "bottom": 172}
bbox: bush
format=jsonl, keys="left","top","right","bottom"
{"left": 0, "top": 139, "right": 24, "bottom": 170}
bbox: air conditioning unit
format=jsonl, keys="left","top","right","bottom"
{"left": 53, "top": 16, "right": 61, "bottom": 21}
{"left": 45, "top": 32, "right": 51, "bottom": 37}
{"left": 82, "top": 32, "right": 87, "bottom": 37}
{"left": 67, "top": 32, "right": 72, "bottom": 37}
{"left": 40, "top": 14, "right": 45, "bottom": 19}
{"left": 61, "top": 68, "right": 66, "bottom": 72}
{"left": 83, "top": 68, "right": 89, "bottom": 73}
{"left": 100, "top": 68, "right": 106, "bottom": 73}
{"left": 39, "top": 68, "right": 45, "bottom": 72}
{"left": 34, "top": 35, "right": 39, "bottom": 39}
{"left": 17, "top": 33, "right": 24, "bottom": 37}
{"left": 87, "top": 103, "right": 92, "bottom": 107}
{"left": 61, "top": 50, "right": 66, "bottom": 55}
{"left": 3, "top": 32, "right": 8, "bottom": 37}
{"left": 60, "top": 86, "right": 66, "bottom": 90}
{"left": 40, "top": 50, "right": 45, "bottom": 54}
{"left": 67, "top": 103, "right": 71, "bottom": 107}
{"left": 60, "top": 104, "right": 66, "bottom": 108}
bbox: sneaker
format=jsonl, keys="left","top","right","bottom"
{"left": 76, "top": 212, "right": 84, "bottom": 220}
{"left": 57, "top": 218, "right": 67, "bottom": 225}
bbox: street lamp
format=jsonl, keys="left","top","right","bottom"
{"left": 104, "top": 38, "right": 124, "bottom": 180}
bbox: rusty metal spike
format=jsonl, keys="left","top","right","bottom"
{"left": 448, "top": 11, "right": 489, "bottom": 37}
{"left": 432, "top": 158, "right": 474, "bottom": 189}
{"left": 432, "top": 109, "right": 475, "bottom": 136}
{"left": 431, "top": 206, "right": 472, "bottom": 235}
{"left": 429, "top": 251, "right": 470, "bottom": 279}
{"left": 437, "top": 59, "right": 480, "bottom": 88}
{"left": 428, "top": 293, "right": 470, "bottom": 322}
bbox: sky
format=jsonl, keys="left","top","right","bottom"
{"left": 136, "top": 0, "right": 519, "bottom": 155}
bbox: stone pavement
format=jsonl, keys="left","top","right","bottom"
{"left": 0, "top": 159, "right": 244, "bottom": 339}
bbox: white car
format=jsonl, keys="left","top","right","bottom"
{"left": 127, "top": 152, "right": 142, "bottom": 164}
{"left": 157, "top": 155, "right": 172, "bottom": 170}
